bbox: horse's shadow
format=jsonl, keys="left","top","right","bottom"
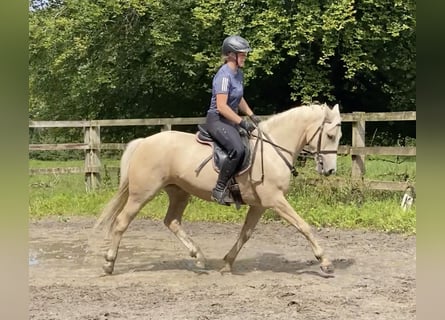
{"left": 115, "top": 253, "right": 355, "bottom": 278}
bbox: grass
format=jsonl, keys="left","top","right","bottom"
{"left": 29, "top": 155, "right": 416, "bottom": 234}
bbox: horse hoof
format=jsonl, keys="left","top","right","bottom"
{"left": 195, "top": 260, "right": 206, "bottom": 269}
{"left": 320, "top": 263, "right": 334, "bottom": 274}
{"left": 219, "top": 264, "right": 232, "bottom": 274}
{"left": 103, "top": 262, "right": 114, "bottom": 275}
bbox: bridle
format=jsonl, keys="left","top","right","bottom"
{"left": 250, "top": 120, "right": 340, "bottom": 181}
{"left": 302, "top": 121, "right": 341, "bottom": 172}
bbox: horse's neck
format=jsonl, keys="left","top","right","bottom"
{"left": 261, "top": 106, "right": 323, "bottom": 156}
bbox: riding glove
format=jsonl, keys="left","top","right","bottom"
{"left": 249, "top": 114, "right": 262, "bottom": 125}
{"left": 239, "top": 119, "right": 256, "bottom": 133}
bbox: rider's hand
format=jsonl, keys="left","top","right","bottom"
{"left": 249, "top": 114, "right": 261, "bottom": 126}
{"left": 239, "top": 119, "right": 256, "bottom": 133}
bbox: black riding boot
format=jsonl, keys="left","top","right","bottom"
{"left": 211, "top": 157, "right": 239, "bottom": 205}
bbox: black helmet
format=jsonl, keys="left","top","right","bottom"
{"left": 222, "top": 35, "right": 251, "bottom": 55}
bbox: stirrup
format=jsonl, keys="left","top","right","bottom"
{"left": 211, "top": 188, "right": 231, "bottom": 206}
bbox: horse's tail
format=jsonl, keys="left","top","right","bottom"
{"left": 118, "top": 138, "right": 144, "bottom": 187}
{"left": 93, "top": 138, "right": 144, "bottom": 236}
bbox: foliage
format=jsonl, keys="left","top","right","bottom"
{"left": 29, "top": 0, "right": 416, "bottom": 123}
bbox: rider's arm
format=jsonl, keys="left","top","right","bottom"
{"left": 238, "top": 97, "right": 254, "bottom": 117}
{"left": 216, "top": 93, "right": 244, "bottom": 124}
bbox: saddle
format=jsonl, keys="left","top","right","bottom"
{"left": 195, "top": 124, "right": 252, "bottom": 209}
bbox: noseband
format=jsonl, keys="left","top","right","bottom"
{"left": 304, "top": 122, "right": 341, "bottom": 171}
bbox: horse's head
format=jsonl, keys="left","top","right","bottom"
{"left": 305, "top": 104, "right": 342, "bottom": 176}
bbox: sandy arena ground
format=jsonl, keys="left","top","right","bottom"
{"left": 29, "top": 217, "right": 416, "bottom": 319}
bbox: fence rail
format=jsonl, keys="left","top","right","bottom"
{"left": 29, "top": 111, "right": 416, "bottom": 191}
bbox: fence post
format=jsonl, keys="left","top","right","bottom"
{"left": 351, "top": 112, "right": 366, "bottom": 180}
{"left": 84, "top": 125, "right": 101, "bottom": 191}
{"left": 161, "top": 123, "right": 172, "bottom": 131}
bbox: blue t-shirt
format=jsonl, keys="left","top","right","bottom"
{"left": 207, "top": 64, "right": 244, "bottom": 115}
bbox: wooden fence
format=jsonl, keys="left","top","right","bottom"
{"left": 29, "top": 111, "right": 416, "bottom": 192}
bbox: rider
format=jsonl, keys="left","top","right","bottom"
{"left": 205, "top": 35, "right": 261, "bottom": 205}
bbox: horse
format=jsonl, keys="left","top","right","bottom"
{"left": 94, "top": 103, "right": 342, "bottom": 275}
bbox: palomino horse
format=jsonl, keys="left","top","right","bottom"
{"left": 94, "top": 103, "right": 342, "bottom": 275}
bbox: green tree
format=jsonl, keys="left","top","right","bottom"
{"left": 30, "top": 0, "right": 211, "bottom": 120}
{"left": 29, "top": 0, "right": 416, "bottom": 122}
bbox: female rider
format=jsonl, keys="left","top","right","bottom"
{"left": 205, "top": 35, "right": 261, "bottom": 205}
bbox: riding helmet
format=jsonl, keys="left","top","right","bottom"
{"left": 222, "top": 35, "right": 251, "bottom": 55}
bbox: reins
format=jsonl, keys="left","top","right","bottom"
{"left": 250, "top": 127, "right": 298, "bottom": 182}
{"left": 195, "top": 112, "right": 340, "bottom": 183}
{"left": 250, "top": 120, "right": 340, "bottom": 181}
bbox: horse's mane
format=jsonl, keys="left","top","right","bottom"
{"left": 261, "top": 103, "right": 326, "bottom": 130}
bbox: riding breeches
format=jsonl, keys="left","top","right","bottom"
{"left": 205, "top": 114, "right": 245, "bottom": 165}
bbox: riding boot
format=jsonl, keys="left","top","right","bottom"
{"left": 211, "top": 157, "right": 239, "bottom": 205}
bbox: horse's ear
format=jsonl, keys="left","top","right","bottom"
{"left": 333, "top": 103, "right": 339, "bottom": 112}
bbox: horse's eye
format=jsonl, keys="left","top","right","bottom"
{"left": 327, "top": 134, "right": 334, "bottom": 140}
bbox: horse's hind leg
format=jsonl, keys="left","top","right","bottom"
{"left": 103, "top": 195, "right": 146, "bottom": 274}
{"left": 163, "top": 185, "right": 206, "bottom": 269}
{"left": 103, "top": 191, "right": 155, "bottom": 275}
{"left": 272, "top": 196, "right": 334, "bottom": 274}
{"left": 221, "top": 205, "right": 265, "bottom": 273}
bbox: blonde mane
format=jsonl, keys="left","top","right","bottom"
{"left": 261, "top": 103, "right": 327, "bottom": 132}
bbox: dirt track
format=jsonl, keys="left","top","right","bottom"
{"left": 29, "top": 217, "right": 415, "bottom": 320}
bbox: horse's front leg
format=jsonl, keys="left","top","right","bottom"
{"left": 272, "top": 196, "right": 334, "bottom": 274}
{"left": 221, "top": 205, "right": 265, "bottom": 273}
{"left": 165, "top": 219, "right": 207, "bottom": 268}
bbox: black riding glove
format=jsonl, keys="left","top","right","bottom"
{"left": 239, "top": 119, "right": 256, "bottom": 133}
{"left": 249, "top": 114, "right": 262, "bottom": 125}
